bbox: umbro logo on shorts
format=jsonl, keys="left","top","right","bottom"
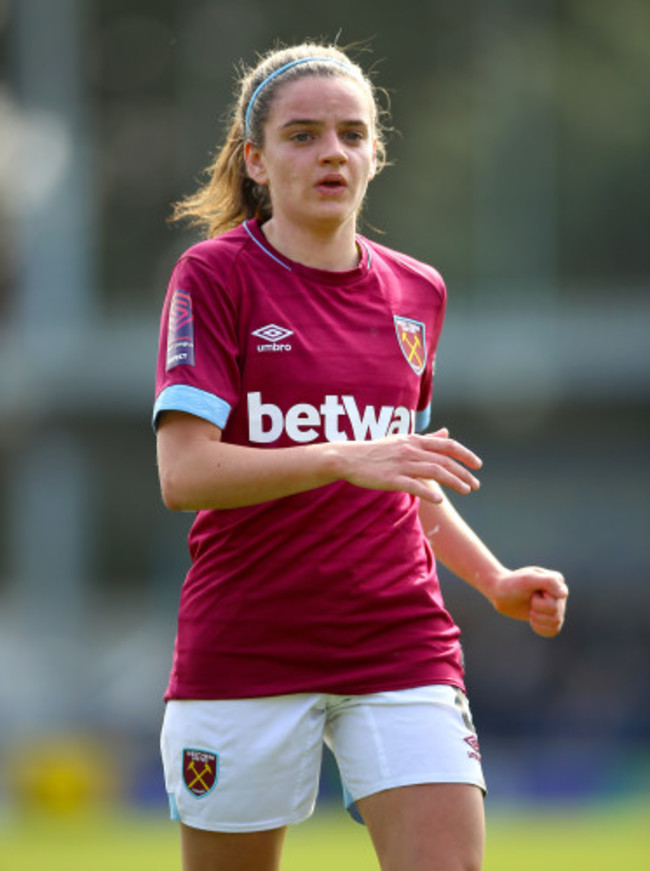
{"left": 252, "top": 323, "right": 293, "bottom": 352}
{"left": 464, "top": 734, "right": 482, "bottom": 762}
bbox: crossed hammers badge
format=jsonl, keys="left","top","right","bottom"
{"left": 394, "top": 315, "right": 427, "bottom": 376}
{"left": 182, "top": 748, "right": 219, "bottom": 797}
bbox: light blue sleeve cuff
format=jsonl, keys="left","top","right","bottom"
{"left": 415, "top": 406, "right": 431, "bottom": 433}
{"left": 152, "top": 384, "right": 232, "bottom": 431}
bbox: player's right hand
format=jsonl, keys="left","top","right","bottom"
{"left": 330, "top": 427, "right": 482, "bottom": 503}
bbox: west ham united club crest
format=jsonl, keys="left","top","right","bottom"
{"left": 166, "top": 289, "right": 195, "bottom": 370}
{"left": 182, "top": 748, "right": 219, "bottom": 798}
{"left": 394, "top": 315, "right": 426, "bottom": 376}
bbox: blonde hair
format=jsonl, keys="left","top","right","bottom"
{"left": 170, "top": 41, "right": 390, "bottom": 238}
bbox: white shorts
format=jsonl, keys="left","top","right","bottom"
{"left": 160, "top": 684, "right": 486, "bottom": 833}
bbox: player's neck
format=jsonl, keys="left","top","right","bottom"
{"left": 261, "top": 217, "right": 360, "bottom": 272}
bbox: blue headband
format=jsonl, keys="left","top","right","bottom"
{"left": 244, "top": 56, "right": 360, "bottom": 139}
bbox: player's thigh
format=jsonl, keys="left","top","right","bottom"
{"left": 357, "top": 782, "right": 485, "bottom": 871}
{"left": 326, "top": 684, "right": 486, "bottom": 821}
{"left": 180, "top": 822, "right": 287, "bottom": 871}
{"left": 161, "top": 695, "right": 325, "bottom": 832}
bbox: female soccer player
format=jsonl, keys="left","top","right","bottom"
{"left": 153, "top": 41, "right": 568, "bottom": 871}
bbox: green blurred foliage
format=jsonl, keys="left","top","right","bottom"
{"left": 24, "top": 0, "right": 644, "bottom": 309}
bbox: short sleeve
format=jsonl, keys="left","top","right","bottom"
{"left": 415, "top": 269, "right": 447, "bottom": 432}
{"left": 153, "top": 252, "right": 241, "bottom": 431}
{"left": 414, "top": 270, "right": 447, "bottom": 434}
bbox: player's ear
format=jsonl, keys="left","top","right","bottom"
{"left": 244, "top": 142, "right": 268, "bottom": 185}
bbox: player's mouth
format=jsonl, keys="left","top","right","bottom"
{"left": 315, "top": 174, "right": 348, "bottom": 195}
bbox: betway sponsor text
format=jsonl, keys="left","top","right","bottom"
{"left": 248, "top": 392, "right": 415, "bottom": 443}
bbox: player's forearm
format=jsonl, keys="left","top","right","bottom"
{"left": 158, "top": 438, "right": 341, "bottom": 510}
{"left": 157, "top": 413, "right": 483, "bottom": 511}
{"left": 418, "top": 487, "right": 507, "bottom": 602}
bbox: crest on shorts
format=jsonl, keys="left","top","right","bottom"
{"left": 182, "top": 748, "right": 219, "bottom": 798}
{"left": 394, "top": 316, "right": 426, "bottom": 376}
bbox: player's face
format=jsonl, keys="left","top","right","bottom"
{"left": 245, "top": 75, "right": 377, "bottom": 236}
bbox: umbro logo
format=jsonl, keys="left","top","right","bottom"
{"left": 252, "top": 324, "right": 293, "bottom": 342}
{"left": 464, "top": 735, "right": 482, "bottom": 762}
{"left": 252, "top": 323, "right": 293, "bottom": 352}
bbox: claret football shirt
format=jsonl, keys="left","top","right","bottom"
{"left": 154, "top": 219, "right": 465, "bottom": 699}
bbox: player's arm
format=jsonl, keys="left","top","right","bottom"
{"left": 156, "top": 413, "right": 482, "bottom": 511}
{"left": 418, "top": 487, "right": 568, "bottom": 637}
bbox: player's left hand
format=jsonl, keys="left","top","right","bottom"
{"left": 488, "top": 566, "right": 568, "bottom": 638}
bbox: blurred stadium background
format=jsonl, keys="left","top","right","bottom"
{"left": 0, "top": 0, "right": 648, "bottom": 839}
